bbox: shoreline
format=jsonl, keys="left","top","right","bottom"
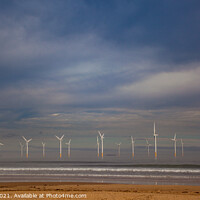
{"left": 0, "top": 182, "right": 199, "bottom": 200}
{"left": 0, "top": 174, "right": 200, "bottom": 186}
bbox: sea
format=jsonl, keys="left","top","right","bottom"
{"left": 0, "top": 147, "right": 200, "bottom": 185}
{"left": 0, "top": 161, "right": 200, "bottom": 185}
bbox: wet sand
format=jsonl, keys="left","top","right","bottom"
{"left": 0, "top": 182, "right": 200, "bottom": 199}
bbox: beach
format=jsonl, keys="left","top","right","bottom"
{"left": 0, "top": 182, "right": 200, "bottom": 200}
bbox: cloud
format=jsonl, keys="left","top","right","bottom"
{"left": 119, "top": 65, "right": 200, "bottom": 100}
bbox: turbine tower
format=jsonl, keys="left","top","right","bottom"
{"left": 116, "top": 143, "right": 121, "bottom": 157}
{"left": 22, "top": 136, "right": 32, "bottom": 159}
{"left": 19, "top": 142, "right": 24, "bottom": 158}
{"left": 153, "top": 122, "right": 158, "bottom": 160}
{"left": 131, "top": 136, "right": 135, "bottom": 158}
{"left": 181, "top": 139, "right": 184, "bottom": 157}
{"left": 55, "top": 135, "right": 64, "bottom": 158}
{"left": 171, "top": 133, "right": 177, "bottom": 158}
{"left": 145, "top": 138, "right": 152, "bottom": 156}
{"left": 66, "top": 139, "right": 71, "bottom": 158}
{"left": 42, "top": 142, "right": 45, "bottom": 158}
{"left": 97, "top": 136, "right": 100, "bottom": 157}
{"left": 98, "top": 131, "right": 104, "bottom": 159}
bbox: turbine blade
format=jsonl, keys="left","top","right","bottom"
{"left": 98, "top": 131, "right": 102, "bottom": 137}
{"left": 22, "top": 136, "right": 27, "bottom": 142}
{"left": 145, "top": 138, "right": 149, "bottom": 144}
{"left": 55, "top": 135, "right": 60, "bottom": 140}
{"left": 181, "top": 139, "right": 183, "bottom": 144}
{"left": 174, "top": 133, "right": 176, "bottom": 140}
{"left": 27, "top": 139, "right": 32, "bottom": 143}
{"left": 61, "top": 135, "right": 64, "bottom": 140}
{"left": 131, "top": 136, "right": 134, "bottom": 142}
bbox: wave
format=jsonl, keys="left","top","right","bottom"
{"left": 0, "top": 167, "right": 200, "bottom": 173}
{"left": 0, "top": 173, "right": 199, "bottom": 180}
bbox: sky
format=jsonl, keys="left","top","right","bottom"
{"left": 0, "top": 0, "right": 200, "bottom": 158}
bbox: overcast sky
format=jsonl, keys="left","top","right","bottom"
{"left": 0, "top": 0, "right": 200, "bottom": 153}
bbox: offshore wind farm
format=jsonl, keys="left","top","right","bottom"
{"left": 0, "top": 122, "right": 198, "bottom": 162}
{"left": 0, "top": 121, "right": 199, "bottom": 186}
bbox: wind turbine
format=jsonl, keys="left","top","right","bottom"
{"left": 19, "top": 142, "right": 24, "bottom": 158}
{"left": 55, "top": 135, "right": 64, "bottom": 158}
{"left": 42, "top": 142, "right": 45, "bottom": 158}
{"left": 171, "top": 133, "right": 177, "bottom": 158}
{"left": 98, "top": 131, "right": 104, "bottom": 159}
{"left": 181, "top": 139, "right": 184, "bottom": 157}
{"left": 22, "top": 136, "right": 32, "bottom": 159}
{"left": 66, "top": 139, "right": 71, "bottom": 158}
{"left": 153, "top": 122, "right": 158, "bottom": 160}
{"left": 97, "top": 136, "right": 100, "bottom": 157}
{"left": 131, "top": 136, "right": 135, "bottom": 158}
{"left": 116, "top": 143, "right": 121, "bottom": 157}
{"left": 145, "top": 138, "right": 152, "bottom": 156}
{"left": 0, "top": 141, "right": 3, "bottom": 159}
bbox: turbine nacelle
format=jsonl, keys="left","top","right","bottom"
{"left": 131, "top": 136, "right": 135, "bottom": 144}
{"left": 66, "top": 139, "right": 71, "bottom": 145}
{"left": 145, "top": 138, "right": 149, "bottom": 144}
{"left": 55, "top": 135, "right": 64, "bottom": 141}
{"left": 153, "top": 121, "right": 158, "bottom": 137}
{"left": 181, "top": 139, "right": 184, "bottom": 145}
{"left": 98, "top": 131, "right": 104, "bottom": 140}
{"left": 171, "top": 134, "right": 177, "bottom": 141}
{"left": 145, "top": 138, "right": 152, "bottom": 146}
{"left": 22, "top": 136, "right": 32, "bottom": 143}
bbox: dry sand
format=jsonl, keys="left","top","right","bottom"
{"left": 0, "top": 182, "right": 199, "bottom": 200}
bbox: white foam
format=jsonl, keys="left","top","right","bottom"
{"left": 0, "top": 167, "right": 199, "bottom": 173}
{"left": 0, "top": 173, "right": 199, "bottom": 179}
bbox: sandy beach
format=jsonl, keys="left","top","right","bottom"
{"left": 0, "top": 182, "right": 199, "bottom": 200}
